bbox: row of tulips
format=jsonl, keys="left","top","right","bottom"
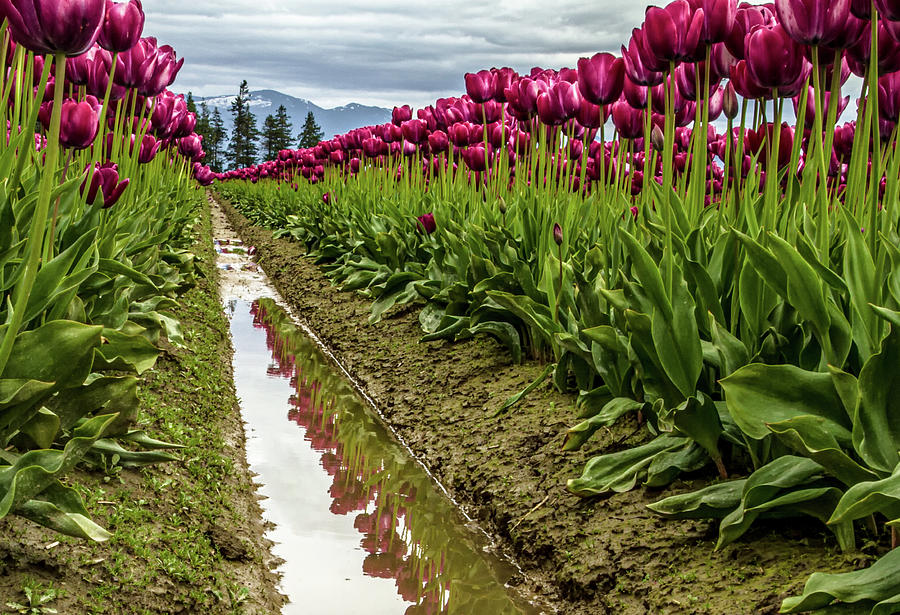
{"left": 0, "top": 0, "right": 215, "bottom": 540}
{"left": 219, "top": 0, "right": 900, "bottom": 610}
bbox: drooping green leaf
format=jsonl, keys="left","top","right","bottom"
{"left": 648, "top": 479, "right": 745, "bottom": 520}
{"left": 781, "top": 547, "right": 900, "bottom": 613}
{"left": 854, "top": 326, "right": 900, "bottom": 474}
{"left": 720, "top": 363, "right": 849, "bottom": 440}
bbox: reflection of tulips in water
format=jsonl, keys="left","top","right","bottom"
{"left": 251, "top": 298, "right": 525, "bottom": 614}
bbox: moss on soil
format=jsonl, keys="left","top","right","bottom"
{"left": 0, "top": 200, "right": 285, "bottom": 614}
{"left": 217, "top": 193, "right": 875, "bottom": 615}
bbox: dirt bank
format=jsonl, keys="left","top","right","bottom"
{"left": 217, "top": 194, "right": 864, "bottom": 615}
{"left": 0, "top": 201, "right": 285, "bottom": 614}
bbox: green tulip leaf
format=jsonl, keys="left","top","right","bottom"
{"left": 648, "top": 479, "right": 745, "bottom": 520}
{"left": 563, "top": 397, "right": 645, "bottom": 451}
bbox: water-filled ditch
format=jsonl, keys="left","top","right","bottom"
{"left": 212, "top": 204, "right": 537, "bottom": 614}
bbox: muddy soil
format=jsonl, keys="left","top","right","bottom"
{"left": 216, "top": 193, "right": 873, "bottom": 615}
{"left": 0, "top": 202, "right": 285, "bottom": 614}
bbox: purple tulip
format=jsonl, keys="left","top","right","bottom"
{"left": 391, "top": 105, "right": 412, "bottom": 126}
{"left": 98, "top": 0, "right": 143, "bottom": 53}
{"left": 611, "top": 101, "right": 645, "bottom": 139}
{"left": 401, "top": 119, "right": 428, "bottom": 144}
{"left": 691, "top": 0, "right": 737, "bottom": 45}
{"left": 642, "top": 1, "right": 704, "bottom": 64}
{"left": 1, "top": 0, "right": 106, "bottom": 56}
{"left": 793, "top": 85, "right": 849, "bottom": 127}
{"left": 177, "top": 133, "right": 204, "bottom": 162}
{"left": 39, "top": 95, "right": 101, "bottom": 149}
{"left": 136, "top": 133, "right": 159, "bottom": 163}
{"left": 427, "top": 130, "right": 449, "bottom": 153}
{"left": 876, "top": 0, "right": 900, "bottom": 20}
{"left": 465, "top": 70, "right": 494, "bottom": 103}
{"left": 774, "top": 0, "right": 852, "bottom": 47}
{"left": 116, "top": 37, "right": 182, "bottom": 95}
{"left": 492, "top": 67, "right": 518, "bottom": 102}
{"left": 575, "top": 98, "right": 606, "bottom": 129}
{"left": 552, "top": 223, "right": 563, "bottom": 246}
{"left": 724, "top": 3, "right": 778, "bottom": 59}
{"left": 416, "top": 212, "right": 436, "bottom": 234}
{"left": 879, "top": 70, "right": 900, "bottom": 121}
{"left": 722, "top": 81, "right": 738, "bottom": 118}
{"left": 847, "top": 22, "right": 900, "bottom": 75}
{"left": 81, "top": 161, "right": 128, "bottom": 208}
{"left": 192, "top": 162, "right": 215, "bottom": 186}
{"left": 461, "top": 143, "right": 492, "bottom": 172}
{"left": 744, "top": 24, "right": 806, "bottom": 91}
{"left": 536, "top": 81, "right": 582, "bottom": 126}
{"left": 577, "top": 52, "right": 625, "bottom": 105}
{"left": 86, "top": 48, "right": 126, "bottom": 99}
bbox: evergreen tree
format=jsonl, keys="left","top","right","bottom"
{"left": 297, "top": 111, "right": 324, "bottom": 148}
{"left": 261, "top": 113, "right": 280, "bottom": 161}
{"left": 207, "top": 108, "right": 227, "bottom": 172}
{"left": 226, "top": 80, "right": 259, "bottom": 169}
{"left": 195, "top": 101, "right": 211, "bottom": 139}
{"left": 185, "top": 91, "right": 197, "bottom": 114}
{"left": 274, "top": 105, "right": 293, "bottom": 151}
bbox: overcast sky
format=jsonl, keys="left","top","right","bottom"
{"left": 144, "top": 1, "right": 662, "bottom": 108}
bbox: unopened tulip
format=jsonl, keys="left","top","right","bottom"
{"left": 416, "top": 212, "right": 436, "bottom": 234}
{"left": 98, "top": 0, "right": 144, "bottom": 53}
{"left": 1, "top": 0, "right": 106, "bottom": 56}
{"left": 651, "top": 124, "right": 665, "bottom": 151}
{"left": 553, "top": 223, "right": 563, "bottom": 246}
{"left": 722, "top": 81, "right": 738, "bottom": 119}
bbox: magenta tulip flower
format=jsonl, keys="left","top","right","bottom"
{"left": 744, "top": 24, "right": 806, "bottom": 91}
{"left": 847, "top": 22, "right": 900, "bottom": 75}
{"left": 427, "top": 130, "right": 449, "bottom": 153}
{"left": 117, "top": 37, "right": 182, "bottom": 95}
{"left": 391, "top": 105, "right": 412, "bottom": 126}
{"left": 98, "top": 0, "right": 143, "bottom": 53}
{"left": 577, "top": 52, "right": 625, "bottom": 105}
{"left": 416, "top": 212, "right": 436, "bottom": 234}
{"left": 492, "top": 67, "right": 517, "bottom": 102}
{"left": 696, "top": 0, "right": 737, "bottom": 44}
{"left": 642, "top": 1, "right": 704, "bottom": 64}
{"left": 464, "top": 69, "right": 494, "bottom": 103}
{"left": 876, "top": 0, "right": 900, "bottom": 20}
{"left": 81, "top": 161, "right": 128, "bottom": 208}
{"left": 461, "top": 143, "right": 492, "bottom": 172}
{"left": 177, "top": 133, "right": 204, "bottom": 162}
{"left": 611, "top": 101, "right": 645, "bottom": 139}
{"left": 878, "top": 70, "right": 900, "bottom": 122}
{"left": 724, "top": 3, "right": 778, "bottom": 59}
{"left": 401, "top": 119, "right": 428, "bottom": 144}
{"left": 623, "top": 76, "right": 649, "bottom": 108}
{"left": 622, "top": 37, "right": 665, "bottom": 86}
{"left": 774, "top": 0, "right": 852, "bottom": 47}
{"left": 40, "top": 95, "right": 101, "bottom": 149}
{"left": 536, "top": 81, "right": 582, "bottom": 126}
{"left": 575, "top": 98, "right": 606, "bottom": 129}
{"left": 0, "top": 0, "right": 106, "bottom": 56}
{"left": 135, "top": 133, "right": 160, "bottom": 163}
{"left": 192, "top": 163, "right": 215, "bottom": 186}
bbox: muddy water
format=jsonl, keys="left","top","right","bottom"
{"left": 212, "top": 202, "right": 537, "bottom": 615}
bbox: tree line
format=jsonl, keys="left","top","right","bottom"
{"left": 187, "top": 79, "right": 325, "bottom": 171}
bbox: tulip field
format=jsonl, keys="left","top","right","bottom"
{"left": 216, "top": 0, "right": 900, "bottom": 612}
{"left": 9, "top": 0, "right": 900, "bottom": 611}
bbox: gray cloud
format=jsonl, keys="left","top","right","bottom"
{"left": 143, "top": 1, "right": 650, "bottom": 107}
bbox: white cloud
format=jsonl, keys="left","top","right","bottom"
{"left": 143, "top": 0, "right": 648, "bottom": 107}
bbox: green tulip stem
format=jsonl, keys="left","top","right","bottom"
{"left": 0, "top": 53, "right": 66, "bottom": 378}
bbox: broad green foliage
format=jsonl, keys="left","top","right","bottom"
{"left": 0, "top": 40, "right": 201, "bottom": 540}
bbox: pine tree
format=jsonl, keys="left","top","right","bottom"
{"left": 226, "top": 80, "right": 259, "bottom": 169}
{"left": 207, "top": 108, "right": 227, "bottom": 172}
{"left": 261, "top": 114, "right": 280, "bottom": 161}
{"left": 274, "top": 105, "right": 293, "bottom": 151}
{"left": 297, "top": 111, "right": 324, "bottom": 149}
{"left": 185, "top": 91, "right": 197, "bottom": 114}
{"left": 195, "top": 101, "right": 210, "bottom": 139}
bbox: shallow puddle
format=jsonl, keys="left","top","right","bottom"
{"left": 213, "top": 201, "right": 537, "bottom": 614}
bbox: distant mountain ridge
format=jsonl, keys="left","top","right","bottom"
{"left": 194, "top": 89, "right": 391, "bottom": 146}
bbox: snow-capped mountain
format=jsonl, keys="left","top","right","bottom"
{"left": 193, "top": 89, "right": 391, "bottom": 144}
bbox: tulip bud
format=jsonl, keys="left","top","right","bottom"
{"left": 416, "top": 212, "right": 436, "bottom": 234}
{"left": 723, "top": 81, "right": 738, "bottom": 120}
{"left": 498, "top": 196, "right": 507, "bottom": 214}
{"left": 553, "top": 223, "right": 563, "bottom": 246}
{"left": 651, "top": 124, "right": 665, "bottom": 152}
